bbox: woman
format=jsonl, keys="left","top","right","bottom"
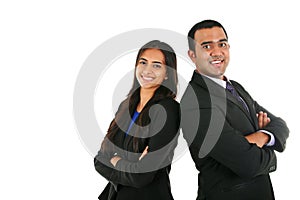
{"left": 94, "top": 40, "right": 180, "bottom": 200}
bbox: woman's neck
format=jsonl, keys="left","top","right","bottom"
{"left": 136, "top": 87, "right": 157, "bottom": 112}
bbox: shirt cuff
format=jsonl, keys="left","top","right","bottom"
{"left": 260, "top": 130, "right": 275, "bottom": 146}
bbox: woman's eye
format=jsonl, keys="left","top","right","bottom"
{"left": 139, "top": 61, "right": 146, "bottom": 65}
{"left": 153, "top": 64, "right": 161, "bottom": 68}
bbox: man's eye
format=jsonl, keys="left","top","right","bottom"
{"left": 219, "top": 42, "right": 228, "bottom": 48}
{"left": 202, "top": 45, "right": 211, "bottom": 49}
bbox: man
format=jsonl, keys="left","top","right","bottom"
{"left": 180, "top": 20, "right": 289, "bottom": 200}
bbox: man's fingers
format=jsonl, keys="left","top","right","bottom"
{"left": 258, "top": 111, "right": 263, "bottom": 128}
{"left": 262, "top": 113, "right": 271, "bottom": 127}
{"left": 257, "top": 111, "right": 271, "bottom": 128}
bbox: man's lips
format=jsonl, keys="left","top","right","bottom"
{"left": 210, "top": 60, "right": 224, "bottom": 68}
{"left": 210, "top": 60, "right": 223, "bottom": 64}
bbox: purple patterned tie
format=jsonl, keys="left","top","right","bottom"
{"left": 226, "top": 82, "right": 249, "bottom": 112}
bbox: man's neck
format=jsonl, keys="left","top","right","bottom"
{"left": 197, "top": 72, "right": 227, "bottom": 88}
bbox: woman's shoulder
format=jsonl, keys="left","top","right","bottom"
{"left": 157, "top": 97, "right": 179, "bottom": 106}
{"left": 155, "top": 97, "right": 180, "bottom": 113}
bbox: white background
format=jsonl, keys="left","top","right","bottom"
{"left": 1, "top": 0, "right": 299, "bottom": 199}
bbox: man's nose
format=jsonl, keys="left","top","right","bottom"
{"left": 211, "top": 45, "right": 223, "bottom": 56}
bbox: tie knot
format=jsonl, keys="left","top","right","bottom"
{"left": 226, "top": 81, "right": 234, "bottom": 92}
{"left": 225, "top": 81, "right": 250, "bottom": 112}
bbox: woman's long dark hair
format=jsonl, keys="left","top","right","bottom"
{"left": 104, "top": 40, "right": 177, "bottom": 152}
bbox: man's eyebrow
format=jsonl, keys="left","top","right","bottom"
{"left": 200, "top": 38, "right": 228, "bottom": 46}
{"left": 219, "top": 39, "right": 228, "bottom": 42}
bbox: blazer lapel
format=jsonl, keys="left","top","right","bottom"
{"left": 225, "top": 89, "right": 256, "bottom": 126}
{"left": 192, "top": 73, "right": 257, "bottom": 128}
{"left": 231, "top": 82, "right": 258, "bottom": 129}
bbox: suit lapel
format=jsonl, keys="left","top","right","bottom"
{"left": 191, "top": 73, "right": 257, "bottom": 128}
{"left": 231, "top": 82, "right": 258, "bottom": 129}
{"left": 225, "top": 89, "right": 256, "bottom": 126}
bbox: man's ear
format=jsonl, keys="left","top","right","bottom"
{"left": 188, "top": 50, "right": 196, "bottom": 63}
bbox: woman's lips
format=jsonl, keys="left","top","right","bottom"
{"left": 141, "top": 75, "right": 154, "bottom": 81}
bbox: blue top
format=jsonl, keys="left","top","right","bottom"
{"left": 125, "top": 110, "right": 140, "bottom": 136}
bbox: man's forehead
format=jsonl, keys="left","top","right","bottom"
{"left": 194, "top": 27, "right": 227, "bottom": 42}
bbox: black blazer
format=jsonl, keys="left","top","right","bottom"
{"left": 94, "top": 96, "right": 180, "bottom": 200}
{"left": 180, "top": 72, "right": 289, "bottom": 200}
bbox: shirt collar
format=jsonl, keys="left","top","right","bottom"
{"left": 201, "top": 73, "right": 227, "bottom": 89}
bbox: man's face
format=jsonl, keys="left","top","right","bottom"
{"left": 188, "top": 27, "right": 230, "bottom": 79}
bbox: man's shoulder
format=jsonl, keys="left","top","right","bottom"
{"left": 230, "top": 79, "right": 244, "bottom": 89}
{"left": 180, "top": 82, "right": 210, "bottom": 110}
{"left": 230, "top": 80, "right": 249, "bottom": 94}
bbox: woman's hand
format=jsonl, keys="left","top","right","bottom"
{"left": 110, "top": 145, "right": 149, "bottom": 167}
{"left": 139, "top": 146, "right": 149, "bottom": 160}
{"left": 110, "top": 155, "right": 122, "bottom": 167}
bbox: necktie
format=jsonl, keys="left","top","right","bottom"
{"left": 226, "top": 82, "right": 249, "bottom": 112}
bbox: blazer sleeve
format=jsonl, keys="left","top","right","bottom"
{"left": 208, "top": 106, "right": 277, "bottom": 179}
{"left": 95, "top": 99, "right": 180, "bottom": 188}
{"left": 94, "top": 146, "right": 117, "bottom": 181}
{"left": 253, "top": 101, "right": 289, "bottom": 152}
{"left": 181, "top": 99, "right": 277, "bottom": 180}
{"left": 233, "top": 81, "right": 289, "bottom": 152}
{"left": 94, "top": 100, "right": 126, "bottom": 185}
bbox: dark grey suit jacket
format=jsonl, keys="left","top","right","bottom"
{"left": 181, "top": 71, "right": 289, "bottom": 200}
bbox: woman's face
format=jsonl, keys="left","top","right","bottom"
{"left": 136, "top": 48, "right": 167, "bottom": 90}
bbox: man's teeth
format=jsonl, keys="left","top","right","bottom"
{"left": 211, "top": 60, "right": 222, "bottom": 64}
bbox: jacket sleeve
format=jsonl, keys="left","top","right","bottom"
{"left": 181, "top": 95, "right": 277, "bottom": 180}
{"left": 253, "top": 101, "right": 289, "bottom": 152}
{"left": 208, "top": 107, "right": 277, "bottom": 179}
{"left": 94, "top": 148, "right": 116, "bottom": 181}
{"left": 94, "top": 100, "right": 125, "bottom": 185}
{"left": 234, "top": 81, "right": 289, "bottom": 152}
{"left": 95, "top": 99, "right": 180, "bottom": 188}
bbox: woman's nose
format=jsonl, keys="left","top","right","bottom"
{"left": 142, "top": 64, "right": 152, "bottom": 74}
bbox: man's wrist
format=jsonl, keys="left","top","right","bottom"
{"left": 259, "top": 130, "right": 275, "bottom": 146}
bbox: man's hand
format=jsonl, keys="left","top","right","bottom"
{"left": 244, "top": 111, "right": 271, "bottom": 148}
{"left": 245, "top": 131, "right": 270, "bottom": 148}
{"left": 257, "top": 111, "right": 270, "bottom": 129}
